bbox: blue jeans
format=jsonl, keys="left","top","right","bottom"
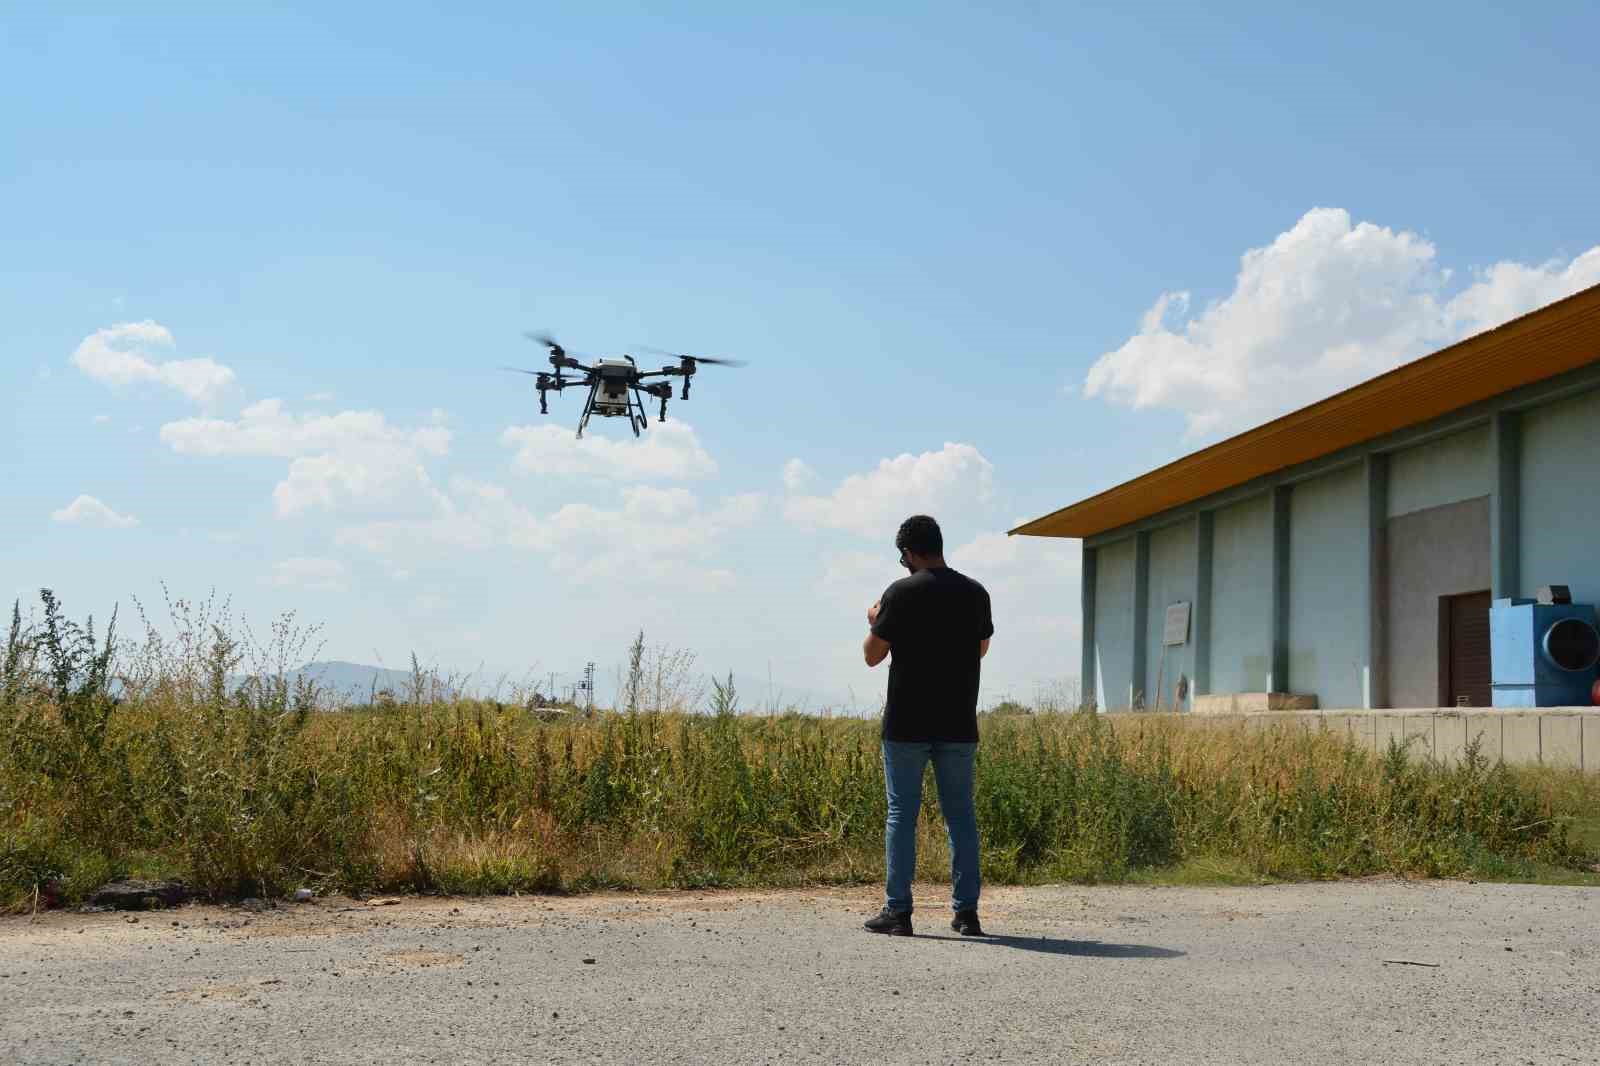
{"left": 882, "top": 740, "right": 981, "bottom": 914}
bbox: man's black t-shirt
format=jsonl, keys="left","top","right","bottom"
{"left": 870, "top": 566, "right": 994, "bottom": 743}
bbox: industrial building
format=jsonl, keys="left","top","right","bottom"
{"left": 1013, "top": 284, "right": 1600, "bottom": 712}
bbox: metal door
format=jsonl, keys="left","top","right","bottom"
{"left": 1440, "top": 590, "right": 1492, "bottom": 707}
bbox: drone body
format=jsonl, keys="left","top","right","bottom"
{"left": 502, "top": 334, "right": 745, "bottom": 438}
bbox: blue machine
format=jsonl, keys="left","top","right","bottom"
{"left": 1490, "top": 595, "right": 1600, "bottom": 707}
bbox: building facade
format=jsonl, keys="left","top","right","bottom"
{"left": 1014, "top": 284, "right": 1600, "bottom": 711}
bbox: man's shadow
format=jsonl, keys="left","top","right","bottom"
{"left": 915, "top": 933, "right": 1184, "bottom": 959}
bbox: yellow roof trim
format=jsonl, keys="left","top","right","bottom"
{"left": 1011, "top": 282, "right": 1600, "bottom": 539}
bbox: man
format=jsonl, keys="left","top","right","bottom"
{"left": 861, "top": 514, "right": 993, "bottom": 937}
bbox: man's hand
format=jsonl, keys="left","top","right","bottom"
{"left": 867, "top": 599, "right": 881, "bottom": 627}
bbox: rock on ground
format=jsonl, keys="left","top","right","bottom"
{"left": 85, "top": 879, "right": 190, "bottom": 911}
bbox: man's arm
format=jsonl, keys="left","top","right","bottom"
{"left": 979, "top": 638, "right": 990, "bottom": 659}
{"left": 864, "top": 596, "right": 891, "bottom": 666}
{"left": 864, "top": 632, "right": 891, "bottom": 667}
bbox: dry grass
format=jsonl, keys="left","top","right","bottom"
{"left": 2, "top": 592, "right": 1596, "bottom": 912}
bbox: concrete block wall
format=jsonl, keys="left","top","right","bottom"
{"left": 1169, "top": 707, "right": 1599, "bottom": 771}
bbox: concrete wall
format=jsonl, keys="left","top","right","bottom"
{"left": 1144, "top": 519, "right": 1197, "bottom": 711}
{"left": 1520, "top": 387, "right": 1600, "bottom": 605}
{"left": 1387, "top": 425, "right": 1491, "bottom": 518}
{"left": 1169, "top": 707, "right": 1600, "bottom": 773}
{"left": 1208, "top": 494, "right": 1273, "bottom": 694}
{"left": 1384, "top": 496, "right": 1491, "bottom": 708}
{"left": 1288, "top": 464, "right": 1368, "bottom": 707}
{"left": 1094, "top": 537, "right": 1137, "bottom": 710}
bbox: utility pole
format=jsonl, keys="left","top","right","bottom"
{"left": 583, "top": 661, "right": 596, "bottom": 713}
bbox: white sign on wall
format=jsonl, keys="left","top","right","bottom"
{"left": 1163, "top": 601, "right": 1192, "bottom": 647}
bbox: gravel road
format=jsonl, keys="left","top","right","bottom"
{"left": 3, "top": 880, "right": 1596, "bottom": 1065}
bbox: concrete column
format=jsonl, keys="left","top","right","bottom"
{"left": 1491, "top": 411, "right": 1521, "bottom": 599}
{"left": 1363, "top": 454, "right": 1389, "bottom": 709}
{"left": 1193, "top": 511, "right": 1214, "bottom": 700}
{"left": 1080, "top": 544, "right": 1097, "bottom": 711}
{"left": 1132, "top": 531, "right": 1150, "bottom": 709}
{"left": 1269, "top": 486, "right": 1291, "bottom": 693}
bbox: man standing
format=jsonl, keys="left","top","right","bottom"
{"left": 861, "top": 514, "right": 993, "bottom": 937}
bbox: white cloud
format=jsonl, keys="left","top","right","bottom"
{"left": 337, "top": 479, "right": 765, "bottom": 585}
{"left": 781, "top": 458, "right": 818, "bottom": 494}
{"left": 951, "top": 531, "right": 1083, "bottom": 704}
{"left": 412, "top": 593, "right": 451, "bottom": 615}
{"left": 817, "top": 530, "right": 1084, "bottom": 705}
{"left": 161, "top": 398, "right": 452, "bottom": 518}
{"left": 70, "top": 321, "right": 236, "bottom": 405}
{"left": 785, "top": 443, "right": 994, "bottom": 539}
{"left": 91, "top": 414, "right": 111, "bottom": 425}
{"left": 267, "top": 557, "right": 349, "bottom": 592}
{"left": 501, "top": 421, "right": 717, "bottom": 481}
{"left": 306, "top": 392, "right": 336, "bottom": 403}
{"left": 821, "top": 549, "right": 901, "bottom": 607}
{"left": 51, "top": 494, "right": 138, "bottom": 529}
{"left": 1084, "top": 208, "right": 1600, "bottom": 438}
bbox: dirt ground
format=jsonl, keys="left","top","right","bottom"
{"left": 2, "top": 879, "right": 1596, "bottom": 1065}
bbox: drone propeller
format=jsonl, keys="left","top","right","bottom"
{"left": 523, "top": 331, "right": 565, "bottom": 358}
{"left": 497, "top": 365, "right": 544, "bottom": 377}
{"left": 638, "top": 345, "right": 749, "bottom": 368}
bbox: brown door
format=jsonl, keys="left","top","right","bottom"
{"left": 1439, "top": 591, "right": 1492, "bottom": 707}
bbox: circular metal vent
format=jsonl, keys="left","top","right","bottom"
{"left": 1543, "top": 617, "right": 1600, "bottom": 673}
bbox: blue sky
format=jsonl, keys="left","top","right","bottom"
{"left": 5, "top": 4, "right": 1598, "bottom": 707}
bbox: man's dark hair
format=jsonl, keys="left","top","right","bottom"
{"left": 895, "top": 514, "right": 943, "bottom": 557}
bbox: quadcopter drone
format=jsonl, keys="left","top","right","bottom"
{"left": 500, "top": 333, "right": 746, "bottom": 438}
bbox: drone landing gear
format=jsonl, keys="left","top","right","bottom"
{"left": 575, "top": 381, "right": 598, "bottom": 440}
{"left": 630, "top": 384, "right": 656, "bottom": 437}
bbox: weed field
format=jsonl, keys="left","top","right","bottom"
{"left": 2, "top": 594, "right": 1597, "bottom": 911}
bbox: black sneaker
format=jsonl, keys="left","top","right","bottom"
{"left": 951, "top": 909, "right": 985, "bottom": 936}
{"left": 863, "top": 906, "right": 913, "bottom": 936}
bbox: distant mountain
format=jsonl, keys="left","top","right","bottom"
{"left": 234, "top": 661, "right": 866, "bottom": 713}
{"left": 264, "top": 661, "right": 418, "bottom": 704}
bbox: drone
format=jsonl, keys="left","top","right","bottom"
{"left": 500, "top": 333, "right": 746, "bottom": 438}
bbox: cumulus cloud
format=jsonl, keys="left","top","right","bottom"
{"left": 51, "top": 495, "right": 138, "bottom": 528}
{"left": 267, "top": 557, "right": 349, "bottom": 592}
{"left": 70, "top": 321, "right": 236, "bottom": 405}
{"left": 781, "top": 458, "right": 818, "bottom": 494}
{"left": 1084, "top": 208, "right": 1600, "bottom": 437}
{"left": 161, "top": 398, "right": 452, "bottom": 518}
{"left": 816, "top": 529, "right": 1084, "bottom": 704}
{"left": 501, "top": 421, "right": 717, "bottom": 481}
{"left": 338, "top": 479, "right": 764, "bottom": 584}
{"left": 951, "top": 531, "right": 1083, "bottom": 703}
{"left": 785, "top": 443, "right": 994, "bottom": 539}
{"left": 820, "top": 549, "right": 900, "bottom": 605}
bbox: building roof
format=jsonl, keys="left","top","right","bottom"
{"left": 1011, "top": 282, "right": 1600, "bottom": 540}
